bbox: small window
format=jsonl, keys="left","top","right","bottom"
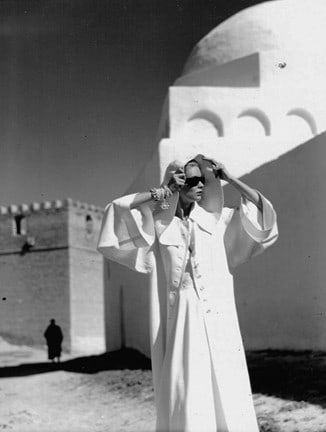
{"left": 85, "top": 214, "right": 93, "bottom": 235}
{"left": 13, "top": 215, "right": 27, "bottom": 236}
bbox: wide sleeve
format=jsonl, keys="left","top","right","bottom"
{"left": 224, "top": 192, "right": 278, "bottom": 270}
{"left": 97, "top": 193, "right": 156, "bottom": 273}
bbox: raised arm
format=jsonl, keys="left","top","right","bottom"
{"left": 130, "top": 169, "right": 186, "bottom": 209}
{"left": 202, "top": 157, "right": 262, "bottom": 211}
{"left": 201, "top": 156, "right": 278, "bottom": 269}
{"left": 226, "top": 176, "right": 262, "bottom": 212}
{"left": 129, "top": 191, "right": 153, "bottom": 209}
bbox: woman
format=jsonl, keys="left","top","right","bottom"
{"left": 98, "top": 154, "right": 278, "bottom": 432}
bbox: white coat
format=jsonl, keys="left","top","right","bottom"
{"left": 98, "top": 169, "right": 278, "bottom": 432}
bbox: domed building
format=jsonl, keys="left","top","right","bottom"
{"left": 105, "top": 0, "right": 326, "bottom": 356}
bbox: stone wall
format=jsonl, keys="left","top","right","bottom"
{"left": 0, "top": 199, "right": 105, "bottom": 353}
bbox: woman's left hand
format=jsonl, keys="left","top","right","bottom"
{"left": 202, "top": 157, "right": 233, "bottom": 182}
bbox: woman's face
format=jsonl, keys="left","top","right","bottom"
{"left": 179, "top": 164, "right": 205, "bottom": 204}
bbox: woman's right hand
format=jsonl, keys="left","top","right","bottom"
{"left": 167, "top": 168, "right": 186, "bottom": 193}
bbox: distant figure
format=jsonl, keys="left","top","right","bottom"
{"left": 44, "top": 319, "right": 63, "bottom": 363}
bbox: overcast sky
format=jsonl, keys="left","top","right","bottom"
{"left": 0, "top": 0, "right": 271, "bottom": 207}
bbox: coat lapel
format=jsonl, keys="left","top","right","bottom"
{"left": 157, "top": 218, "right": 183, "bottom": 246}
{"left": 190, "top": 202, "right": 219, "bottom": 234}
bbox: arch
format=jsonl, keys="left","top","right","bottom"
{"left": 287, "top": 108, "right": 317, "bottom": 136}
{"left": 189, "top": 110, "right": 224, "bottom": 137}
{"left": 237, "top": 108, "right": 271, "bottom": 136}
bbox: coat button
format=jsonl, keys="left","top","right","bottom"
{"left": 206, "top": 309, "right": 211, "bottom": 313}
{"left": 169, "top": 291, "right": 177, "bottom": 306}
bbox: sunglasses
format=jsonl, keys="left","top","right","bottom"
{"left": 185, "top": 176, "right": 206, "bottom": 187}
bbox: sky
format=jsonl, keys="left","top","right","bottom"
{"left": 0, "top": 0, "right": 271, "bottom": 208}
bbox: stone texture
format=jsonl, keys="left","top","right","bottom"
{"left": 0, "top": 199, "right": 105, "bottom": 354}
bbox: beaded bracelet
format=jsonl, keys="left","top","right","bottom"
{"left": 150, "top": 186, "right": 173, "bottom": 209}
{"left": 150, "top": 187, "right": 164, "bottom": 201}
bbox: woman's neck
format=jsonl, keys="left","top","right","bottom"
{"left": 176, "top": 199, "right": 194, "bottom": 220}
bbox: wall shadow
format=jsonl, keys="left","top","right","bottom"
{"left": 0, "top": 348, "right": 326, "bottom": 407}
{"left": 224, "top": 131, "right": 326, "bottom": 350}
{"left": 247, "top": 350, "right": 326, "bottom": 408}
{"left": 175, "top": 53, "right": 260, "bottom": 87}
{"left": 0, "top": 348, "right": 151, "bottom": 378}
{"left": 1, "top": 347, "right": 326, "bottom": 407}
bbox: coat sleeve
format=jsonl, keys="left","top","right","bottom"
{"left": 224, "top": 192, "right": 278, "bottom": 270}
{"left": 97, "top": 193, "right": 156, "bottom": 273}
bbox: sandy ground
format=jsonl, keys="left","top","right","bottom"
{"left": 0, "top": 338, "right": 326, "bottom": 432}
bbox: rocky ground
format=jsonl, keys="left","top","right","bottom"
{"left": 0, "top": 338, "right": 326, "bottom": 432}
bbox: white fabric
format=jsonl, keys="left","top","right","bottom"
{"left": 98, "top": 188, "right": 278, "bottom": 432}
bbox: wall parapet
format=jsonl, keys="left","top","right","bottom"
{"left": 0, "top": 198, "right": 104, "bottom": 219}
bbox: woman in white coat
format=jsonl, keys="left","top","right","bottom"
{"left": 98, "top": 154, "right": 278, "bottom": 432}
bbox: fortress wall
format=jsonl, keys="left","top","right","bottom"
{"left": 0, "top": 200, "right": 105, "bottom": 353}
{"left": 68, "top": 204, "right": 106, "bottom": 353}
{"left": 0, "top": 204, "right": 71, "bottom": 348}
{"left": 69, "top": 247, "right": 105, "bottom": 353}
{"left": 0, "top": 249, "right": 70, "bottom": 349}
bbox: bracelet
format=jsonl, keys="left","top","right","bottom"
{"left": 150, "top": 186, "right": 172, "bottom": 210}
{"left": 150, "top": 187, "right": 164, "bottom": 201}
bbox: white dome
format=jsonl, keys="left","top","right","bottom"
{"left": 182, "top": 0, "right": 326, "bottom": 76}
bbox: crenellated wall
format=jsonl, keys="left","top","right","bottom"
{"left": 0, "top": 199, "right": 105, "bottom": 353}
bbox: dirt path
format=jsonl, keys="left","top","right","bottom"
{"left": 0, "top": 369, "right": 155, "bottom": 432}
{"left": 1, "top": 339, "right": 326, "bottom": 432}
{"left": 0, "top": 339, "right": 155, "bottom": 432}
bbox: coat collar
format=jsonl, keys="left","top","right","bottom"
{"left": 155, "top": 154, "right": 225, "bottom": 246}
{"left": 189, "top": 202, "right": 220, "bottom": 234}
{"left": 155, "top": 201, "right": 219, "bottom": 246}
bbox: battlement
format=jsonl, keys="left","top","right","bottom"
{"left": 0, "top": 197, "right": 106, "bottom": 353}
{"left": 0, "top": 198, "right": 105, "bottom": 254}
{"left": 0, "top": 198, "right": 104, "bottom": 219}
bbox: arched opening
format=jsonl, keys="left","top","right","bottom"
{"left": 287, "top": 108, "right": 317, "bottom": 136}
{"left": 189, "top": 110, "right": 224, "bottom": 137}
{"left": 237, "top": 108, "right": 271, "bottom": 136}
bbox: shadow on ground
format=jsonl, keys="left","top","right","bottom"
{"left": 248, "top": 350, "right": 326, "bottom": 408}
{"left": 0, "top": 348, "right": 151, "bottom": 378}
{"left": 1, "top": 348, "right": 326, "bottom": 408}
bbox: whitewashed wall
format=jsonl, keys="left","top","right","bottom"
{"left": 104, "top": 0, "right": 326, "bottom": 354}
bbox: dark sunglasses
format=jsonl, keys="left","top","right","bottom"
{"left": 185, "top": 176, "right": 206, "bottom": 187}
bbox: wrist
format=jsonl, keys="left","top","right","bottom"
{"left": 150, "top": 185, "right": 173, "bottom": 209}
{"left": 167, "top": 183, "right": 178, "bottom": 193}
